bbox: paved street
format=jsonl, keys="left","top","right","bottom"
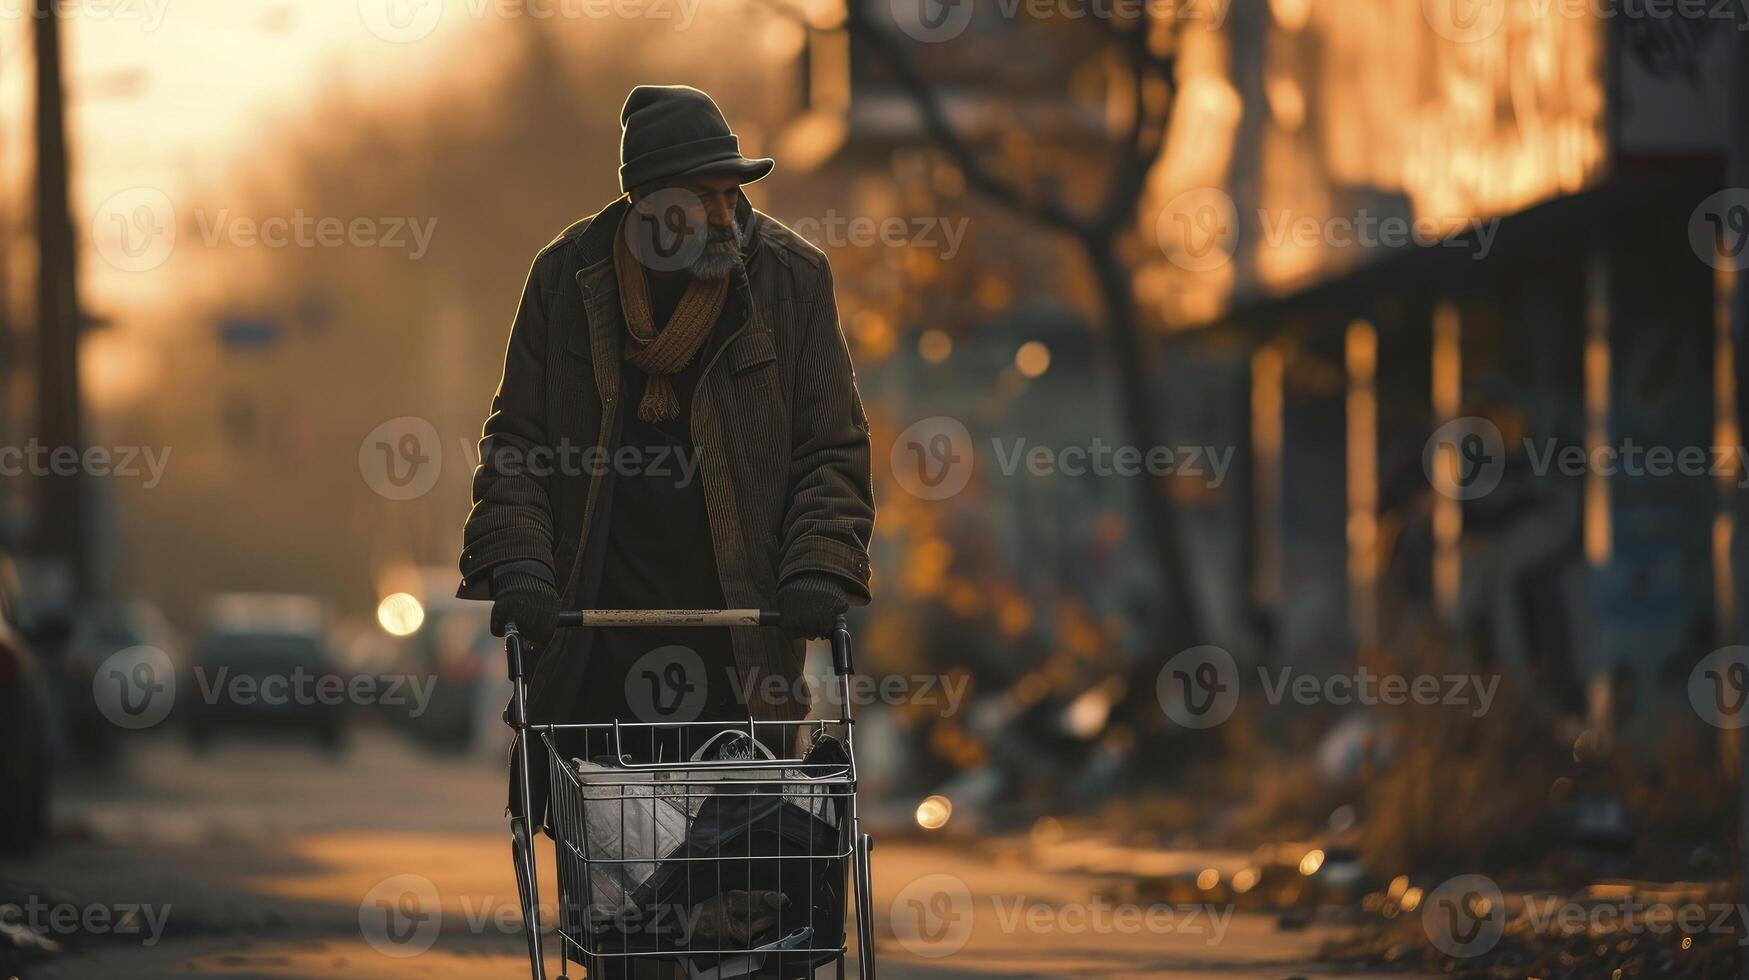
{"left": 3, "top": 730, "right": 1414, "bottom": 978}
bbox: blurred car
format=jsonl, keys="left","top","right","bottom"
{"left": 62, "top": 599, "right": 181, "bottom": 762}
{"left": 0, "top": 551, "right": 52, "bottom": 852}
{"left": 186, "top": 594, "right": 346, "bottom": 753}
{"left": 389, "top": 570, "right": 505, "bottom": 753}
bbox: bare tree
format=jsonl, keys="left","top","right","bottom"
{"left": 843, "top": 0, "right": 1206, "bottom": 651}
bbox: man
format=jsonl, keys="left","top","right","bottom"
{"left": 458, "top": 84, "right": 874, "bottom": 748}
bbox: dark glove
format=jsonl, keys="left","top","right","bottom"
{"left": 775, "top": 575, "right": 850, "bottom": 640}
{"left": 490, "top": 570, "right": 559, "bottom": 650}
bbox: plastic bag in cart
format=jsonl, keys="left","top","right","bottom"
{"left": 571, "top": 758, "right": 697, "bottom": 915}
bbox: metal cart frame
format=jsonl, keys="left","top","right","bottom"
{"left": 504, "top": 609, "right": 877, "bottom": 980}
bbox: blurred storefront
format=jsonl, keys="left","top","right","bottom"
{"left": 1150, "top": 0, "right": 1742, "bottom": 741}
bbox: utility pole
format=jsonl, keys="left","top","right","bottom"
{"left": 1732, "top": 18, "right": 1748, "bottom": 980}
{"left": 32, "top": 0, "right": 89, "bottom": 598}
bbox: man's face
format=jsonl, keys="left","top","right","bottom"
{"left": 629, "top": 173, "right": 744, "bottom": 280}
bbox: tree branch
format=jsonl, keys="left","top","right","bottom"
{"left": 843, "top": 0, "right": 1090, "bottom": 238}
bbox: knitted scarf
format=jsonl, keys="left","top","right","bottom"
{"left": 613, "top": 209, "right": 730, "bottom": 422}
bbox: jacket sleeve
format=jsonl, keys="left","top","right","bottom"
{"left": 779, "top": 260, "right": 875, "bottom": 602}
{"left": 457, "top": 258, "right": 559, "bottom": 600}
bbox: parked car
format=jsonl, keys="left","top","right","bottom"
{"left": 390, "top": 569, "right": 506, "bottom": 753}
{"left": 186, "top": 594, "right": 346, "bottom": 753}
{"left": 398, "top": 598, "right": 502, "bottom": 752}
{"left": 62, "top": 599, "right": 181, "bottom": 762}
{"left": 0, "top": 552, "right": 53, "bottom": 852}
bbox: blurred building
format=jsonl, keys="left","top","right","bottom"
{"left": 1148, "top": 1, "right": 1742, "bottom": 743}
{"left": 779, "top": 1, "right": 1740, "bottom": 748}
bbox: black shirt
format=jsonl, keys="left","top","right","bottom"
{"left": 578, "top": 271, "right": 744, "bottom": 727}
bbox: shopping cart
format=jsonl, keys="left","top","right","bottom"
{"left": 503, "top": 609, "right": 878, "bottom": 980}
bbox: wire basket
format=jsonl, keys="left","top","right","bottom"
{"left": 542, "top": 719, "right": 857, "bottom": 980}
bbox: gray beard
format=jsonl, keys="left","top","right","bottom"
{"left": 688, "top": 223, "right": 742, "bottom": 280}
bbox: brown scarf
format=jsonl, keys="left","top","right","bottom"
{"left": 613, "top": 209, "right": 730, "bottom": 422}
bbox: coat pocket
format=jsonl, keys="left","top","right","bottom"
{"left": 729, "top": 330, "right": 776, "bottom": 375}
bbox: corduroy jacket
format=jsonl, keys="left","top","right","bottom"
{"left": 457, "top": 194, "right": 874, "bottom": 723}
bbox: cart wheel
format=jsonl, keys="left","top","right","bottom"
{"left": 855, "top": 832, "right": 877, "bottom": 980}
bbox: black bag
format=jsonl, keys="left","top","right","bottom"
{"left": 631, "top": 732, "right": 850, "bottom": 979}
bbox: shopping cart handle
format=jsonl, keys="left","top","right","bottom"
{"left": 556, "top": 609, "right": 781, "bottom": 628}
